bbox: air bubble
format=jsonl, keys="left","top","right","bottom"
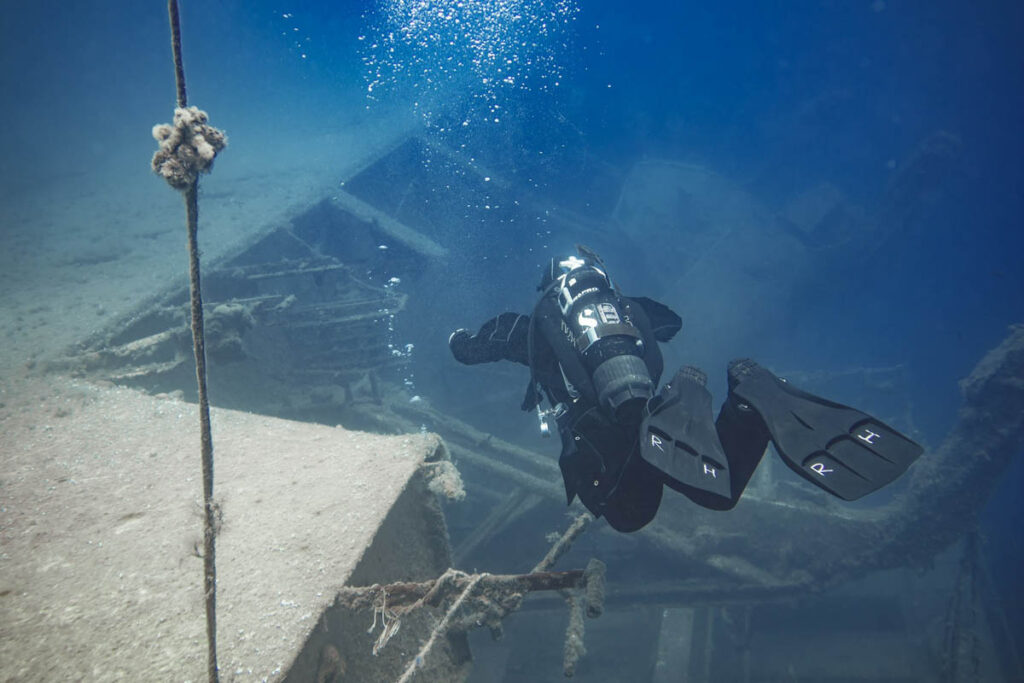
{"left": 360, "top": 0, "right": 579, "bottom": 127}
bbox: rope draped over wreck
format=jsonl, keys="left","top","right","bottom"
{"left": 335, "top": 514, "right": 606, "bottom": 680}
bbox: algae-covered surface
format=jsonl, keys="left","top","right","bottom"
{"left": 0, "top": 374, "right": 442, "bottom": 680}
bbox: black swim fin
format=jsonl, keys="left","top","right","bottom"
{"left": 727, "top": 359, "right": 923, "bottom": 500}
{"left": 639, "top": 366, "right": 732, "bottom": 502}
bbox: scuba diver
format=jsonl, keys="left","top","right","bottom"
{"left": 448, "top": 246, "right": 923, "bottom": 532}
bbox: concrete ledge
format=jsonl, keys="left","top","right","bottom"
{"left": 0, "top": 377, "right": 460, "bottom": 681}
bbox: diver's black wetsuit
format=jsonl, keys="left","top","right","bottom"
{"left": 451, "top": 288, "right": 767, "bottom": 531}
{"left": 449, "top": 296, "right": 676, "bottom": 407}
{"left": 450, "top": 250, "right": 923, "bottom": 533}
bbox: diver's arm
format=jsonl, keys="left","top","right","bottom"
{"left": 449, "top": 312, "right": 530, "bottom": 366}
{"left": 627, "top": 296, "right": 682, "bottom": 342}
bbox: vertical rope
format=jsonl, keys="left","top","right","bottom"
{"left": 168, "top": 0, "right": 187, "bottom": 108}
{"left": 166, "top": 1, "right": 218, "bottom": 680}
{"left": 187, "top": 180, "right": 219, "bottom": 683}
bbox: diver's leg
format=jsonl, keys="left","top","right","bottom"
{"left": 449, "top": 312, "right": 530, "bottom": 365}
{"left": 600, "top": 458, "right": 664, "bottom": 533}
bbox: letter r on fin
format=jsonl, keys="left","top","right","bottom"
{"left": 810, "top": 462, "right": 834, "bottom": 476}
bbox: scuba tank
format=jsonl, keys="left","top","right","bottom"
{"left": 526, "top": 251, "right": 656, "bottom": 427}
{"left": 551, "top": 256, "right": 654, "bottom": 425}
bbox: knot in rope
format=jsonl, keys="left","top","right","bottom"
{"left": 151, "top": 106, "right": 227, "bottom": 191}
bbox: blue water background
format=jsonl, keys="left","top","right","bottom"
{"left": 2, "top": 0, "right": 1021, "bottom": 678}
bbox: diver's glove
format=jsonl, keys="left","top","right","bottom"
{"left": 449, "top": 313, "right": 529, "bottom": 365}
{"left": 448, "top": 329, "right": 476, "bottom": 364}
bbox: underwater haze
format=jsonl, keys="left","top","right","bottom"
{"left": 1, "top": 0, "right": 1022, "bottom": 681}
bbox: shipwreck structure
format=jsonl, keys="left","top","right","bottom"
{"left": 35, "top": 130, "right": 1024, "bottom": 681}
